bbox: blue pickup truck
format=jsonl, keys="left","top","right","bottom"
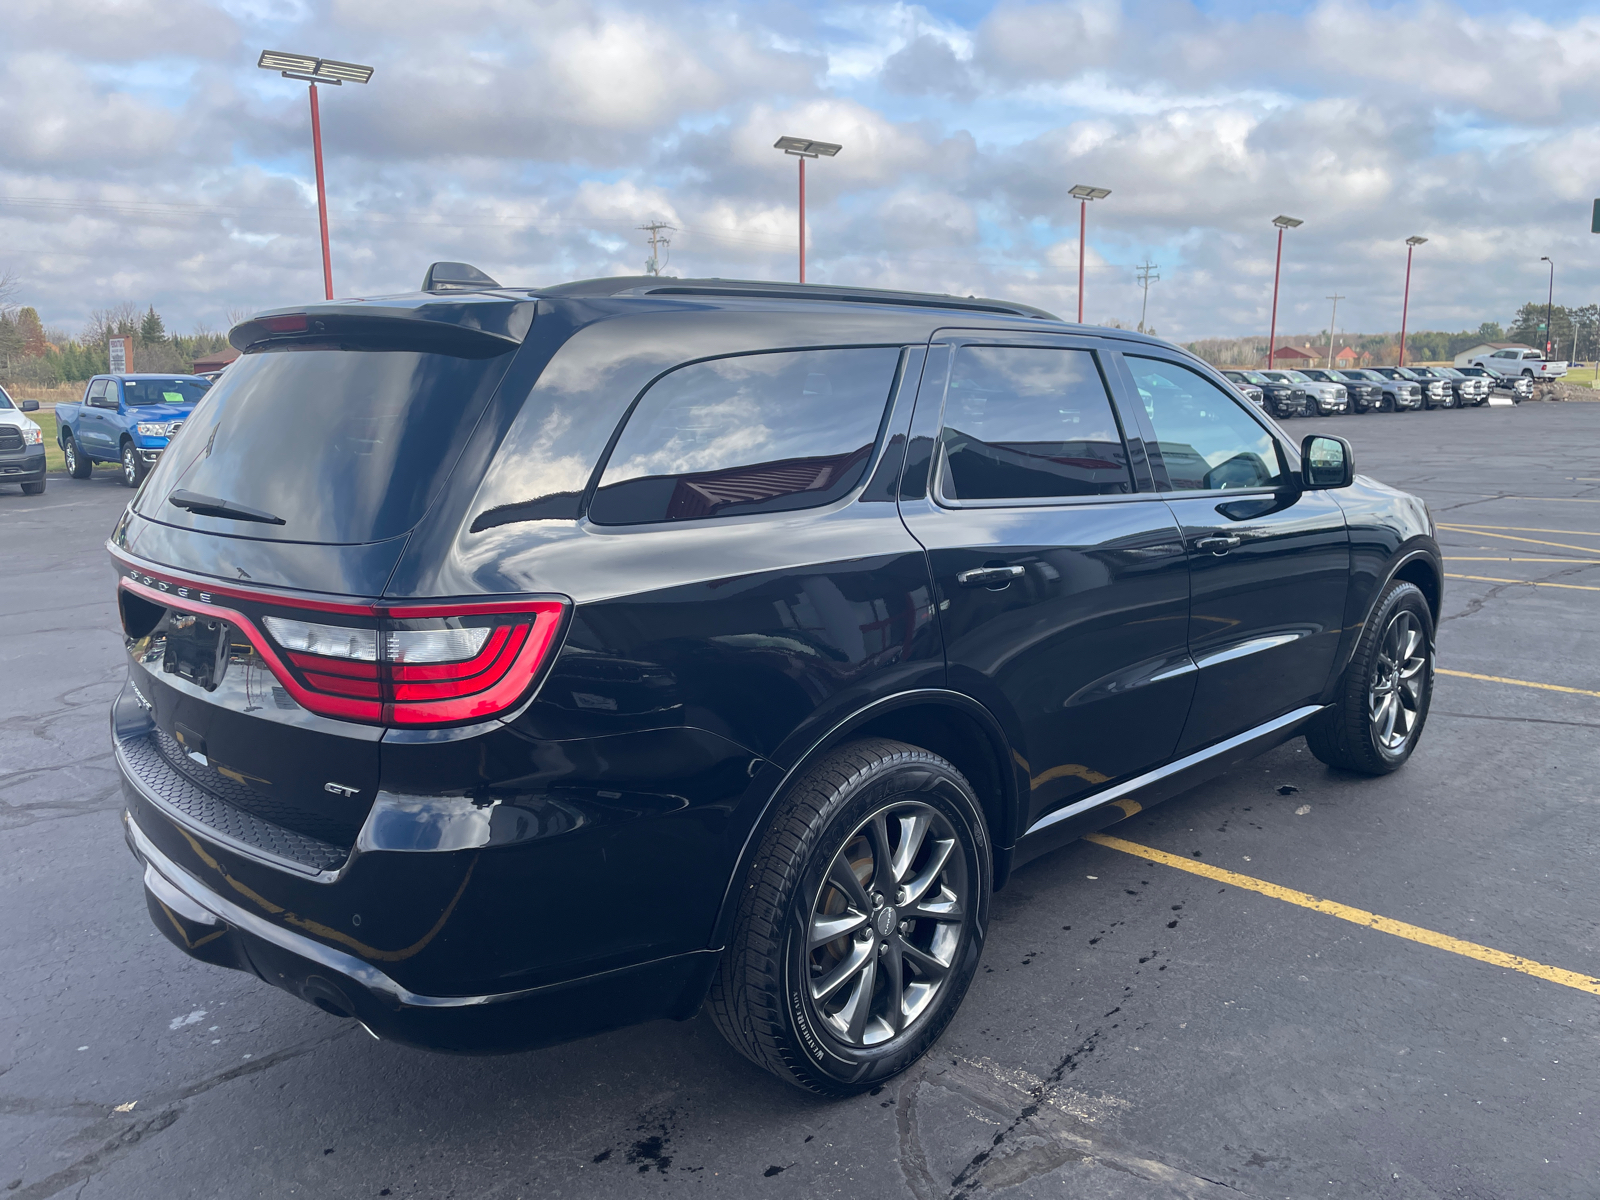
{"left": 56, "top": 374, "right": 212, "bottom": 487}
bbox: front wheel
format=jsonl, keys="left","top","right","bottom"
{"left": 708, "top": 739, "right": 990, "bottom": 1096}
{"left": 22, "top": 479, "right": 45, "bottom": 495}
{"left": 63, "top": 433, "right": 92, "bottom": 479}
{"left": 121, "top": 441, "right": 146, "bottom": 488}
{"left": 1307, "top": 580, "right": 1434, "bottom": 774}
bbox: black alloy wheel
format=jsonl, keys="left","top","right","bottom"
{"left": 63, "top": 433, "right": 92, "bottom": 479}
{"left": 1307, "top": 580, "right": 1434, "bottom": 774}
{"left": 121, "top": 441, "right": 146, "bottom": 488}
{"left": 709, "top": 739, "right": 990, "bottom": 1095}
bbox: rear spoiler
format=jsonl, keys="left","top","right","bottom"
{"left": 230, "top": 294, "right": 534, "bottom": 357}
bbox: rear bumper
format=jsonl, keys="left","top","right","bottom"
{"left": 125, "top": 808, "right": 717, "bottom": 1053}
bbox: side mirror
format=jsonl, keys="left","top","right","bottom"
{"left": 19, "top": 399, "right": 39, "bottom": 412}
{"left": 1301, "top": 434, "right": 1354, "bottom": 489}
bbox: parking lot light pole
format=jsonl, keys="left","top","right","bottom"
{"left": 257, "top": 51, "right": 375, "bottom": 300}
{"left": 1398, "top": 236, "right": 1427, "bottom": 367}
{"left": 774, "top": 137, "right": 842, "bottom": 283}
{"left": 1540, "top": 256, "right": 1555, "bottom": 357}
{"left": 1068, "top": 185, "right": 1111, "bottom": 323}
{"left": 1267, "top": 216, "right": 1303, "bottom": 368}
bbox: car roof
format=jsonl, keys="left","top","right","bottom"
{"left": 97, "top": 373, "right": 209, "bottom": 381}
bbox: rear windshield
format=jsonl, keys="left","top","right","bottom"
{"left": 125, "top": 378, "right": 210, "bottom": 406}
{"left": 134, "top": 343, "right": 514, "bottom": 544}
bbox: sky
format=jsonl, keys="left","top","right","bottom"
{"left": 2, "top": 0, "right": 1598, "bottom": 344}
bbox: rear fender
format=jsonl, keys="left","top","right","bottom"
{"left": 708, "top": 688, "right": 1020, "bottom": 953}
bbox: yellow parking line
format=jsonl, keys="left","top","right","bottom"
{"left": 1446, "top": 573, "right": 1600, "bottom": 593}
{"left": 1436, "top": 668, "right": 1600, "bottom": 699}
{"left": 1445, "top": 556, "right": 1600, "bottom": 563}
{"left": 1436, "top": 527, "right": 1600, "bottom": 555}
{"left": 1441, "top": 523, "right": 1600, "bottom": 538}
{"left": 1086, "top": 834, "right": 1600, "bottom": 996}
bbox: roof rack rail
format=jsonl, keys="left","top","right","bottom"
{"left": 632, "top": 282, "right": 1054, "bottom": 320}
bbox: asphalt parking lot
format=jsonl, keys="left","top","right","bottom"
{"left": 3, "top": 400, "right": 1597, "bottom": 1200}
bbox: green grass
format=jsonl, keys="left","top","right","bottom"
{"left": 31, "top": 409, "right": 67, "bottom": 474}
{"left": 1561, "top": 365, "right": 1599, "bottom": 388}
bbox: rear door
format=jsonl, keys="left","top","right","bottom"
{"left": 897, "top": 333, "right": 1193, "bottom": 832}
{"left": 1114, "top": 352, "right": 1349, "bottom": 753}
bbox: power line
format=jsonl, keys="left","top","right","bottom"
{"left": 1135, "top": 259, "right": 1159, "bottom": 333}
{"left": 638, "top": 221, "right": 674, "bottom": 276}
{"left": 1325, "top": 293, "right": 1344, "bottom": 367}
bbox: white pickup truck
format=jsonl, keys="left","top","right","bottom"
{"left": 1469, "top": 347, "right": 1567, "bottom": 381}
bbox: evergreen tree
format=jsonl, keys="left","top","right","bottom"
{"left": 139, "top": 304, "right": 167, "bottom": 343}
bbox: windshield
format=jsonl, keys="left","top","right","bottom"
{"left": 123, "top": 378, "right": 211, "bottom": 406}
{"left": 135, "top": 342, "right": 515, "bottom": 544}
{"left": 0, "top": 385, "right": 13, "bottom": 410}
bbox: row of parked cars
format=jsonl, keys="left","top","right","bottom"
{"left": 1221, "top": 365, "right": 1530, "bottom": 418}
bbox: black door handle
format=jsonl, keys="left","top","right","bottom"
{"left": 957, "top": 565, "right": 1026, "bottom": 587}
{"left": 1195, "top": 535, "right": 1241, "bottom": 554}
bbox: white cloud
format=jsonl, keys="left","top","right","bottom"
{"left": 0, "top": 0, "right": 1596, "bottom": 343}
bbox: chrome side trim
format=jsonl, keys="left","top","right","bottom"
{"left": 1023, "top": 704, "right": 1325, "bottom": 838}
{"left": 143, "top": 862, "right": 219, "bottom": 926}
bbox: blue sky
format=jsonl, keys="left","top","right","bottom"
{"left": 2, "top": 0, "right": 1597, "bottom": 343}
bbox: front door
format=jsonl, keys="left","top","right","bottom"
{"left": 897, "top": 337, "right": 1194, "bottom": 833}
{"left": 1118, "top": 354, "right": 1349, "bottom": 753}
{"left": 82, "top": 379, "right": 114, "bottom": 455}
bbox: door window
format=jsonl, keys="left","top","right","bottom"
{"left": 88, "top": 380, "right": 112, "bottom": 408}
{"left": 1127, "top": 357, "right": 1287, "bottom": 492}
{"left": 936, "top": 347, "right": 1131, "bottom": 501}
{"left": 589, "top": 347, "right": 902, "bottom": 525}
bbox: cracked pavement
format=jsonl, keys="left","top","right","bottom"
{"left": 2, "top": 404, "right": 1597, "bottom": 1198}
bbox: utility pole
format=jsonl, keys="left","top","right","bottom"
{"left": 1540, "top": 257, "right": 1555, "bottom": 358}
{"left": 1325, "top": 293, "right": 1344, "bottom": 367}
{"left": 1135, "top": 260, "right": 1160, "bottom": 333}
{"left": 639, "top": 222, "right": 674, "bottom": 277}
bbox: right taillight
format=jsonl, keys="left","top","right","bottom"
{"left": 114, "top": 557, "right": 567, "bottom": 729}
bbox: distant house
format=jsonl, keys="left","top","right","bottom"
{"left": 1268, "top": 345, "right": 1318, "bottom": 368}
{"left": 1452, "top": 341, "right": 1532, "bottom": 368}
{"left": 192, "top": 347, "right": 240, "bottom": 374}
{"left": 1334, "top": 346, "right": 1359, "bottom": 366}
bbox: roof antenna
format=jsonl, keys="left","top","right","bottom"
{"left": 421, "top": 262, "right": 501, "bottom": 293}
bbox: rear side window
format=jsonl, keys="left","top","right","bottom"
{"left": 937, "top": 346, "right": 1131, "bottom": 501}
{"left": 588, "top": 347, "right": 901, "bottom": 525}
{"left": 136, "top": 344, "right": 514, "bottom": 544}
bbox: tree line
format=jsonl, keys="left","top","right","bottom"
{"left": 1186, "top": 304, "right": 1600, "bottom": 369}
{"left": 0, "top": 277, "right": 233, "bottom": 386}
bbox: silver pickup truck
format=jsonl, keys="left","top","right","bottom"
{"left": 1469, "top": 348, "right": 1567, "bottom": 381}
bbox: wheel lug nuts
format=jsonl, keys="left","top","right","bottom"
{"left": 879, "top": 942, "right": 889, "bottom": 955}
{"left": 899, "top": 920, "right": 911, "bottom": 934}
{"left": 872, "top": 894, "right": 884, "bottom": 908}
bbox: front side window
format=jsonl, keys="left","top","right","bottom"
{"left": 588, "top": 347, "right": 902, "bottom": 525}
{"left": 1127, "top": 356, "right": 1287, "bottom": 492}
{"left": 88, "top": 380, "right": 111, "bottom": 407}
{"left": 936, "top": 346, "right": 1130, "bottom": 502}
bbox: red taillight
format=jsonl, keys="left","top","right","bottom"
{"left": 260, "top": 313, "right": 309, "bottom": 333}
{"left": 114, "top": 562, "right": 567, "bottom": 729}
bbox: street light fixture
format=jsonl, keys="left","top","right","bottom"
{"left": 774, "top": 136, "right": 842, "bottom": 284}
{"left": 1266, "top": 215, "right": 1303, "bottom": 369}
{"left": 258, "top": 50, "right": 375, "bottom": 300}
{"left": 1397, "top": 236, "right": 1427, "bottom": 368}
{"left": 1068, "top": 184, "right": 1111, "bottom": 323}
{"left": 1540, "top": 256, "right": 1555, "bottom": 358}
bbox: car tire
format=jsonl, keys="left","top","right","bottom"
{"left": 22, "top": 479, "right": 45, "bottom": 495}
{"left": 708, "top": 738, "right": 991, "bottom": 1096}
{"left": 121, "top": 440, "right": 146, "bottom": 488}
{"left": 1306, "top": 580, "right": 1434, "bottom": 776}
{"left": 63, "top": 433, "right": 92, "bottom": 479}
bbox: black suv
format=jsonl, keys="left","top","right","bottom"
{"left": 113, "top": 272, "right": 1441, "bottom": 1096}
